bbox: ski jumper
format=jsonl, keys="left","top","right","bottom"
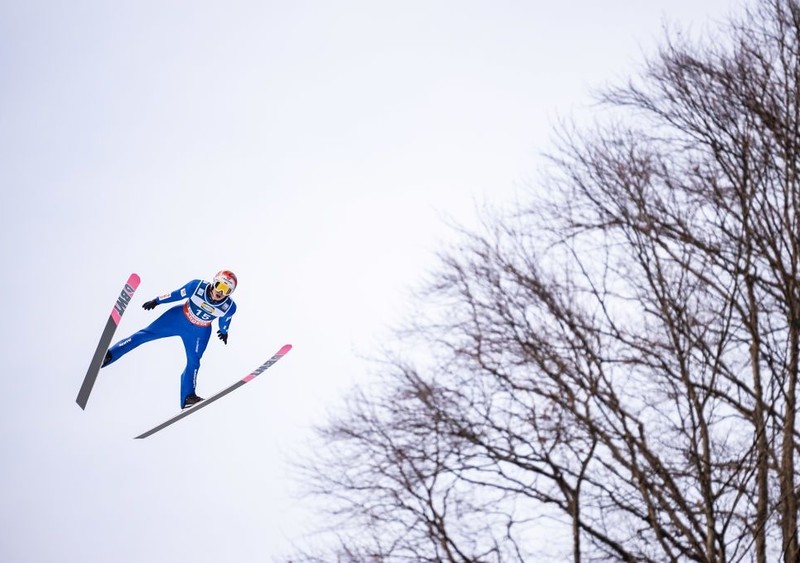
{"left": 104, "top": 280, "right": 237, "bottom": 406}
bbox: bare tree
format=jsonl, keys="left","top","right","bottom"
{"left": 287, "top": 1, "right": 800, "bottom": 561}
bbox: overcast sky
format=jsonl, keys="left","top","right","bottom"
{"left": 0, "top": 1, "right": 735, "bottom": 561}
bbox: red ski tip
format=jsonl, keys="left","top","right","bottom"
{"left": 278, "top": 344, "right": 292, "bottom": 355}
{"left": 110, "top": 273, "right": 142, "bottom": 325}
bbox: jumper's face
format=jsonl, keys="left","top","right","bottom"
{"left": 212, "top": 279, "right": 234, "bottom": 299}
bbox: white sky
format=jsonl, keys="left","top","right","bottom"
{"left": 0, "top": 1, "right": 735, "bottom": 561}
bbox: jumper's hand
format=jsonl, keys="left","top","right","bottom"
{"left": 217, "top": 330, "right": 228, "bottom": 345}
{"left": 142, "top": 299, "right": 158, "bottom": 310}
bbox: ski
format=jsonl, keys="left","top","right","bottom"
{"left": 76, "top": 273, "right": 141, "bottom": 410}
{"left": 134, "top": 343, "right": 293, "bottom": 439}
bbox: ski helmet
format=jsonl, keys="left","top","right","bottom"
{"left": 212, "top": 270, "right": 238, "bottom": 296}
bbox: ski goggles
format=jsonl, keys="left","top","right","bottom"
{"left": 213, "top": 280, "right": 234, "bottom": 296}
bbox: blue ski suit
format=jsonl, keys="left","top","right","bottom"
{"left": 104, "top": 279, "right": 237, "bottom": 406}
